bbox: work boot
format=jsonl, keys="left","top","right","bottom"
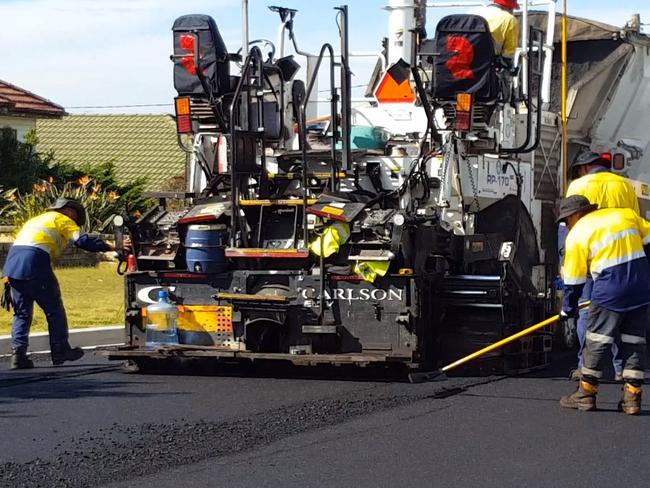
{"left": 614, "top": 371, "right": 623, "bottom": 382}
{"left": 10, "top": 348, "right": 34, "bottom": 370}
{"left": 560, "top": 380, "right": 598, "bottom": 411}
{"left": 618, "top": 383, "right": 642, "bottom": 415}
{"left": 51, "top": 346, "right": 84, "bottom": 365}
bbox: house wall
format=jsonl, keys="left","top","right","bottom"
{"left": 0, "top": 116, "right": 37, "bottom": 141}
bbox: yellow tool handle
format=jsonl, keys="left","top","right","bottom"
{"left": 441, "top": 301, "right": 591, "bottom": 374}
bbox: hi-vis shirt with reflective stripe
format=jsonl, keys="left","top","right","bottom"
{"left": 13, "top": 211, "right": 80, "bottom": 260}
{"left": 566, "top": 171, "right": 640, "bottom": 213}
{"left": 563, "top": 208, "right": 650, "bottom": 312}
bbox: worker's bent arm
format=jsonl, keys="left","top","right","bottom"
{"left": 502, "top": 17, "right": 519, "bottom": 58}
{"left": 562, "top": 284, "right": 585, "bottom": 317}
{"left": 57, "top": 215, "right": 112, "bottom": 253}
{"left": 73, "top": 233, "right": 113, "bottom": 253}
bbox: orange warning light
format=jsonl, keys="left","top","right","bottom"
{"left": 456, "top": 93, "right": 473, "bottom": 113}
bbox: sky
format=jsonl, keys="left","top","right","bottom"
{"left": 0, "top": 0, "right": 648, "bottom": 115}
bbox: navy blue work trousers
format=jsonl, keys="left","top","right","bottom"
{"left": 9, "top": 272, "right": 69, "bottom": 352}
{"left": 576, "top": 277, "right": 623, "bottom": 374}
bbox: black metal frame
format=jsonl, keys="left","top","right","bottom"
{"left": 228, "top": 47, "right": 287, "bottom": 247}
{"left": 500, "top": 26, "right": 545, "bottom": 155}
{"left": 297, "top": 43, "right": 339, "bottom": 247}
{"left": 336, "top": 6, "right": 352, "bottom": 172}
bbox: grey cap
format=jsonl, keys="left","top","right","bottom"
{"left": 556, "top": 195, "right": 598, "bottom": 223}
{"left": 570, "top": 151, "right": 610, "bottom": 170}
{"left": 48, "top": 198, "right": 87, "bottom": 226}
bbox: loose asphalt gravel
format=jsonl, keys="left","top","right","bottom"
{"left": 0, "top": 352, "right": 648, "bottom": 488}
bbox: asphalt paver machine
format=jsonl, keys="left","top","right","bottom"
{"left": 105, "top": 1, "right": 650, "bottom": 375}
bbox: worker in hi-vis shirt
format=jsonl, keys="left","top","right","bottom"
{"left": 559, "top": 151, "right": 640, "bottom": 382}
{"left": 471, "top": 0, "right": 520, "bottom": 59}
{"left": 2, "top": 198, "right": 114, "bottom": 370}
{"left": 557, "top": 195, "right": 650, "bottom": 415}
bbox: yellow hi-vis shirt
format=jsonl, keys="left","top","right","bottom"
{"left": 309, "top": 222, "right": 350, "bottom": 258}
{"left": 471, "top": 4, "right": 519, "bottom": 58}
{"left": 13, "top": 211, "right": 80, "bottom": 260}
{"left": 563, "top": 207, "right": 650, "bottom": 312}
{"left": 354, "top": 260, "right": 390, "bottom": 283}
{"left": 566, "top": 171, "right": 640, "bottom": 213}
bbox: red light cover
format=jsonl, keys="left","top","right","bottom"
{"left": 455, "top": 111, "right": 471, "bottom": 131}
{"left": 179, "top": 34, "right": 197, "bottom": 75}
{"left": 179, "top": 34, "right": 195, "bottom": 51}
{"left": 176, "top": 114, "right": 192, "bottom": 134}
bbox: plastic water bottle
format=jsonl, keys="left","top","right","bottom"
{"left": 145, "top": 290, "right": 178, "bottom": 349}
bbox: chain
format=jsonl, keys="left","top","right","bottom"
{"left": 438, "top": 143, "right": 451, "bottom": 207}
{"left": 441, "top": 144, "right": 451, "bottom": 186}
{"left": 465, "top": 157, "right": 481, "bottom": 213}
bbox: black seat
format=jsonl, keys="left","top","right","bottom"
{"left": 432, "top": 14, "right": 499, "bottom": 104}
{"left": 172, "top": 15, "right": 230, "bottom": 97}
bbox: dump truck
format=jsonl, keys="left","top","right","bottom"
{"left": 104, "top": 1, "right": 650, "bottom": 375}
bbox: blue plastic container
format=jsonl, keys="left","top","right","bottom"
{"left": 185, "top": 224, "right": 228, "bottom": 273}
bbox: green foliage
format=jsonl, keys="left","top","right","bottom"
{"left": 0, "top": 128, "right": 151, "bottom": 230}
{"left": 0, "top": 127, "right": 50, "bottom": 193}
{"left": 76, "top": 161, "right": 150, "bottom": 212}
{"left": 2, "top": 176, "right": 124, "bottom": 231}
{"left": 45, "top": 160, "right": 151, "bottom": 213}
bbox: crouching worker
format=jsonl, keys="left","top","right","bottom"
{"left": 3, "top": 198, "right": 114, "bottom": 370}
{"left": 558, "top": 195, "right": 650, "bottom": 415}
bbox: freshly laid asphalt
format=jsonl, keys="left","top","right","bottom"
{"left": 0, "top": 352, "right": 648, "bottom": 488}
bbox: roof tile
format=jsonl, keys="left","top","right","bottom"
{"left": 36, "top": 115, "right": 186, "bottom": 190}
{"left": 0, "top": 80, "right": 66, "bottom": 118}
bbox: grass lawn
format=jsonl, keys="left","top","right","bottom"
{"left": 0, "top": 262, "right": 124, "bottom": 336}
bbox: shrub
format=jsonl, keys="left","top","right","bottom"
{"left": 0, "top": 129, "right": 151, "bottom": 230}
{"left": 0, "top": 127, "right": 50, "bottom": 194}
{"left": 3, "top": 176, "right": 129, "bottom": 232}
{"left": 49, "top": 161, "right": 151, "bottom": 214}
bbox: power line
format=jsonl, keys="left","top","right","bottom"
{"left": 67, "top": 86, "right": 369, "bottom": 108}
{"left": 67, "top": 103, "right": 173, "bottom": 109}
{"left": 317, "top": 84, "right": 367, "bottom": 93}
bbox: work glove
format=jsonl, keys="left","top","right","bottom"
{"left": 559, "top": 309, "right": 578, "bottom": 349}
{"left": 1, "top": 279, "right": 13, "bottom": 312}
{"left": 560, "top": 308, "right": 577, "bottom": 320}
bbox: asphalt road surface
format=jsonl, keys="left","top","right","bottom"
{"left": 1, "top": 352, "right": 648, "bottom": 488}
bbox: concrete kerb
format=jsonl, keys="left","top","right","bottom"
{"left": 0, "top": 325, "right": 125, "bottom": 356}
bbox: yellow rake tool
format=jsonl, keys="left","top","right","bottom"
{"left": 408, "top": 301, "right": 591, "bottom": 383}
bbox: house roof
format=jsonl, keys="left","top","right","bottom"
{"left": 0, "top": 80, "right": 66, "bottom": 118}
{"left": 36, "top": 114, "right": 187, "bottom": 190}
